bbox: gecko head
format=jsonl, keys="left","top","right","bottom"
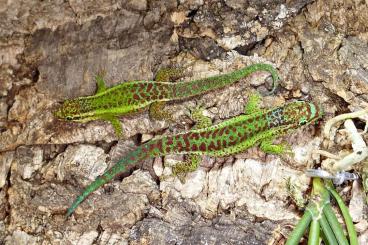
{"left": 283, "top": 101, "right": 324, "bottom": 128}
{"left": 54, "top": 99, "right": 92, "bottom": 122}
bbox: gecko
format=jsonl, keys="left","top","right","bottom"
{"left": 66, "top": 95, "right": 323, "bottom": 217}
{"left": 54, "top": 63, "right": 279, "bottom": 136}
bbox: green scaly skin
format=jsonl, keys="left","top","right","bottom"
{"left": 66, "top": 96, "right": 323, "bottom": 217}
{"left": 54, "top": 63, "right": 279, "bottom": 136}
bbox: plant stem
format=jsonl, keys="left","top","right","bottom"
{"left": 326, "top": 181, "right": 358, "bottom": 245}
{"left": 285, "top": 211, "right": 312, "bottom": 245}
{"left": 320, "top": 212, "right": 338, "bottom": 245}
{"left": 323, "top": 203, "right": 349, "bottom": 245}
{"left": 308, "top": 219, "right": 320, "bottom": 245}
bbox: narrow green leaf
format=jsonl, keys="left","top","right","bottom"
{"left": 308, "top": 219, "right": 320, "bottom": 245}
{"left": 320, "top": 212, "right": 338, "bottom": 245}
{"left": 286, "top": 212, "right": 312, "bottom": 245}
{"left": 323, "top": 203, "right": 349, "bottom": 245}
{"left": 326, "top": 182, "right": 358, "bottom": 245}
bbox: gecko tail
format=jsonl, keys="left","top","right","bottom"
{"left": 65, "top": 139, "right": 162, "bottom": 217}
{"left": 171, "top": 63, "right": 279, "bottom": 98}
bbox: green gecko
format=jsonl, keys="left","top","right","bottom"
{"left": 54, "top": 63, "right": 279, "bottom": 136}
{"left": 66, "top": 95, "right": 323, "bottom": 217}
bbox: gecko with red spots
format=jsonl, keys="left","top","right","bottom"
{"left": 54, "top": 63, "right": 279, "bottom": 136}
{"left": 66, "top": 95, "right": 323, "bottom": 217}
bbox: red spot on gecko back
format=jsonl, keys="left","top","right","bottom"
{"left": 189, "top": 132, "right": 200, "bottom": 140}
{"left": 177, "top": 140, "right": 182, "bottom": 147}
{"left": 211, "top": 129, "right": 219, "bottom": 137}
{"left": 183, "top": 135, "right": 190, "bottom": 148}
{"left": 218, "top": 127, "right": 226, "bottom": 136}
{"left": 199, "top": 142, "right": 207, "bottom": 151}
{"left": 147, "top": 83, "right": 153, "bottom": 92}
{"left": 166, "top": 137, "right": 173, "bottom": 145}
{"left": 241, "top": 134, "right": 247, "bottom": 141}
{"left": 155, "top": 140, "right": 163, "bottom": 153}
{"left": 208, "top": 141, "right": 216, "bottom": 150}
{"left": 133, "top": 94, "right": 140, "bottom": 100}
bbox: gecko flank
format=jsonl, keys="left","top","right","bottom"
{"left": 54, "top": 63, "right": 279, "bottom": 136}
{"left": 66, "top": 96, "right": 323, "bottom": 217}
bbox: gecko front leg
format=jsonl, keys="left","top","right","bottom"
{"left": 171, "top": 107, "right": 212, "bottom": 182}
{"left": 189, "top": 105, "right": 212, "bottom": 129}
{"left": 244, "top": 92, "right": 263, "bottom": 115}
{"left": 172, "top": 154, "right": 202, "bottom": 183}
{"left": 95, "top": 72, "right": 124, "bottom": 136}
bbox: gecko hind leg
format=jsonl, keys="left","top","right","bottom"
{"left": 244, "top": 92, "right": 262, "bottom": 115}
{"left": 95, "top": 70, "right": 107, "bottom": 94}
{"left": 149, "top": 101, "right": 174, "bottom": 122}
{"left": 172, "top": 154, "right": 202, "bottom": 183}
{"left": 189, "top": 105, "right": 212, "bottom": 129}
{"left": 155, "top": 67, "right": 187, "bottom": 82}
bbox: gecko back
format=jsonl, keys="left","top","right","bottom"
{"left": 66, "top": 99, "right": 323, "bottom": 216}
{"left": 55, "top": 63, "right": 279, "bottom": 136}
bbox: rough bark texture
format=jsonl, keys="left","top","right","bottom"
{"left": 1, "top": 0, "right": 368, "bottom": 244}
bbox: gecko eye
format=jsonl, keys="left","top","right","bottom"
{"left": 300, "top": 120, "right": 307, "bottom": 125}
{"left": 66, "top": 116, "right": 73, "bottom": 121}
